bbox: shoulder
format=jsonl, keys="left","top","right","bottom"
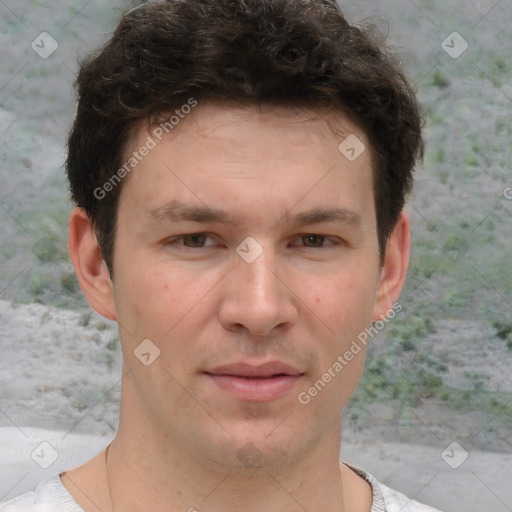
{"left": 379, "top": 481, "right": 443, "bottom": 512}
{"left": 0, "top": 488, "right": 41, "bottom": 512}
{"left": 343, "top": 462, "right": 443, "bottom": 512}
{"left": 0, "top": 474, "right": 84, "bottom": 512}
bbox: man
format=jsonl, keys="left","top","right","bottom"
{"left": 0, "top": 0, "right": 442, "bottom": 510}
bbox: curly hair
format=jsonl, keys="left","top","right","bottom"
{"left": 66, "top": 0, "right": 424, "bottom": 275}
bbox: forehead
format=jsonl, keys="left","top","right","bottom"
{"left": 130, "top": 102, "right": 372, "bottom": 164}
{"left": 118, "top": 103, "right": 375, "bottom": 224}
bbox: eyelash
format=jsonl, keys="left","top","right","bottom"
{"left": 165, "top": 233, "right": 343, "bottom": 250}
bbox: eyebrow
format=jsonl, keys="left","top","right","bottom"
{"left": 146, "top": 199, "right": 362, "bottom": 228}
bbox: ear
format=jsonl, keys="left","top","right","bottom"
{"left": 372, "top": 210, "right": 411, "bottom": 320}
{"left": 68, "top": 207, "right": 117, "bottom": 321}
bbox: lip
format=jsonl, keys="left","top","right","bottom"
{"left": 206, "top": 361, "right": 302, "bottom": 378}
{"left": 205, "top": 361, "right": 304, "bottom": 402}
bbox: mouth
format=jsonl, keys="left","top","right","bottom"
{"left": 204, "top": 362, "right": 304, "bottom": 402}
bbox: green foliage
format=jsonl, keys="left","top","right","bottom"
{"left": 29, "top": 268, "right": 52, "bottom": 300}
{"left": 79, "top": 311, "right": 92, "bottom": 327}
{"left": 30, "top": 212, "right": 68, "bottom": 266}
{"left": 356, "top": 361, "right": 438, "bottom": 408}
{"left": 463, "top": 371, "right": 488, "bottom": 392}
{"left": 493, "top": 320, "right": 512, "bottom": 340}
{"left": 423, "top": 104, "right": 445, "bottom": 127}
{"left": 95, "top": 321, "right": 111, "bottom": 331}
{"left": 60, "top": 272, "right": 79, "bottom": 294}
{"left": 388, "top": 314, "right": 435, "bottom": 354}
{"left": 354, "top": 347, "right": 512, "bottom": 437}
{"left": 492, "top": 321, "right": 512, "bottom": 349}
{"left": 442, "top": 290, "right": 468, "bottom": 309}
{"left": 489, "top": 56, "right": 511, "bottom": 87}
{"left": 430, "top": 69, "right": 450, "bottom": 89}
{"left": 435, "top": 387, "right": 512, "bottom": 422}
{"left": 107, "top": 337, "right": 119, "bottom": 351}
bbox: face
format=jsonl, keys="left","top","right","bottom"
{"left": 90, "top": 103, "right": 398, "bottom": 469}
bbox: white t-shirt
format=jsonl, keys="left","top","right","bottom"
{"left": 0, "top": 464, "right": 442, "bottom": 512}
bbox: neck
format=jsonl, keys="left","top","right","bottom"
{"left": 98, "top": 365, "right": 373, "bottom": 512}
{"left": 104, "top": 416, "right": 370, "bottom": 512}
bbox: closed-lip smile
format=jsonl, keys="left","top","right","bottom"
{"left": 205, "top": 361, "right": 304, "bottom": 402}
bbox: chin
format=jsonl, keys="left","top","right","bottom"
{"left": 204, "top": 421, "right": 314, "bottom": 470}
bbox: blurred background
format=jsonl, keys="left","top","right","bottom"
{"left": 0, "top": 0, "right": 511, "bottom": 510}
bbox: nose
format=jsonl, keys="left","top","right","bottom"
{"left": 218, "top": 240, "right": 298, "bottom": 337}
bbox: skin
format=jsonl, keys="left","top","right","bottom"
{"left": 64, "top": 103, "right": 410, "bottom": 512}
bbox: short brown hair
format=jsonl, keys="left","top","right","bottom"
{"left": 66, "top": 0, "right": 423, "bottom": 275}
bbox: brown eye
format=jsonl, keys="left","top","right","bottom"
{"left": 301, "top": 234, "right": 327, "bottom": 248}
{"left": 181, "top": 234, "right": 208, "bottom": 247}
{"left": 166, "top": 233, "right": 217, "bottom": 249}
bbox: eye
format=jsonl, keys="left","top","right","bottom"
{"left": 295, "top": 234, "right": 341, "bottom": 248}
{"left": 166, "top": 233, "right": 217, "bottom": 248}
{"left": 164, "top": 233, "right": 343, "bottom": 251}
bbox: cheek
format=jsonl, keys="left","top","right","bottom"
{"left": 299, "top": 346, "right": 367, "bottom": 420}
{"left": 302, "top": 263, "right": 377, "bottom": 401}
{"left": 336, "top": 349, "right": 366, "bottom": 408}
{"left": 311, "top": 268, "right": 378, "bottom": 335}
{"left": 114, "top": 256, "right": 222, "bottom": 347}
{"left": 112, "top": 256, "right": 176, "bottom": 346}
